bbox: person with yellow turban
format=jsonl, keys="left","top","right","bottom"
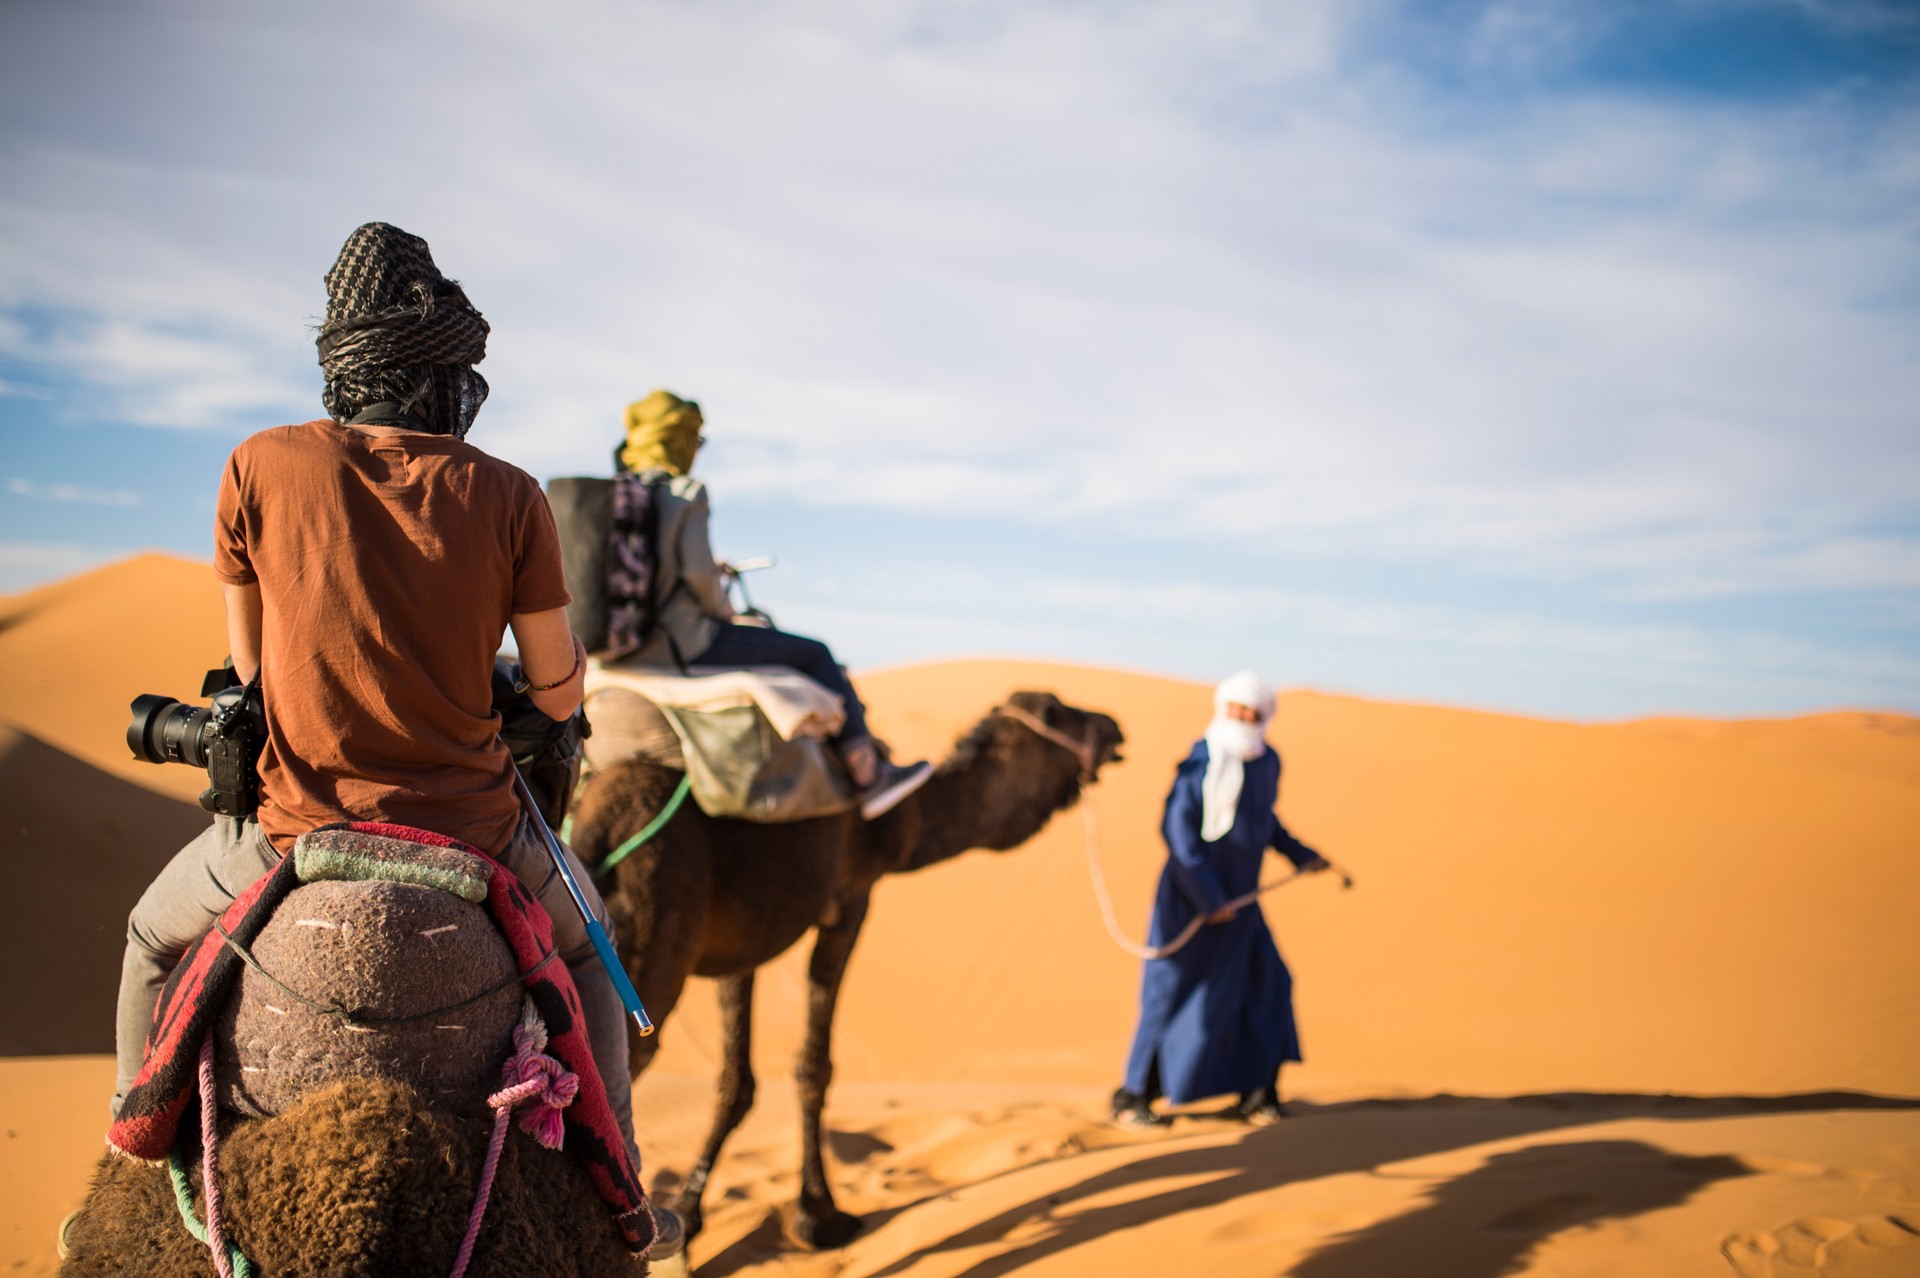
{"left": 614, "top": 390, "right": 931, "bottom": 819}
{"left": 616, "top": 389, "right": 705, "bottom": 477}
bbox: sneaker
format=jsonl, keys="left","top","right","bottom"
{"left": 859, "top": 759, "right": 934, "bottom": 819}
{"left": 650, "top": 1204, "right": 687, "bottom": 1259}
{"left": 1109, "top": 1088, "right": 1170, "bottom": 1130}
{"left": 1235, "top": 1089, "right": 1288, "bottom": 1126}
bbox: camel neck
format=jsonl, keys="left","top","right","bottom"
{"left": 898, "top": 734, "right": 1086, "bottom": 872}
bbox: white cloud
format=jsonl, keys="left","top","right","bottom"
{"left": 0, "top": 540, "right": 132, "bottom": 596}
{"left": 5, "top": 477, "right": 142, "bottom": 507}
{"left": 1030, "top": 573, "right": 1920, "bottom": 691}
{"left": 0, "top": 0, "right": 1914, "bottom": 612}
{"left": 782, "top": 565, "right": 1920, "bottom": 716}
{"left": 0, "top": 376, "right": 52, "bottom": 399}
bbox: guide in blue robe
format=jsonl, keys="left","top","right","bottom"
{"left": 1121, "top": 740, "right": 1323, "bottom": 1104}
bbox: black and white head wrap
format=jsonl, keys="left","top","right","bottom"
{"left": 317, "top": 222, "right": 490, "bottom": 439}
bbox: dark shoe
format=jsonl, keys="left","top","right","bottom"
{"left": 1110, "top": 1088, "right": 1170, "bottom": 1130}
{"left": 859, "top": 759, "right": 933, "bottom": 819}
{"left": 1235, "top": 1088, "right": 1288, "bottom": 1126}
{"left": 650, "top": 1204, "right": 687, "bottom": 1258}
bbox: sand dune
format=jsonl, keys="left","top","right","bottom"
{"left": 1, "top": 554, "right": 1916, "bottom": 1277}
{"left": 0, "top": 723, "right": 205, "bottom": 1055}
{"left": 649, "top": 659, "right": 1920, "bottom": 1100}
{"left": 0, "top": 552, "right": 227, "bottom": 804}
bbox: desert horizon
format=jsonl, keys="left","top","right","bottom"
{"left": 3, "top": 553, "right": 1917, "bottom": 1276}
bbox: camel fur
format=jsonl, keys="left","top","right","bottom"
{"left": 568, "top": 689, "right": 1125, "bottom": 1248}
{"left": 60, "top": 1078, "right": 643, "bottom": 1276}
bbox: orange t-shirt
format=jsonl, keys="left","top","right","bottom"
{"left": 213, "top": 420, "right": 570, "bottom": 855}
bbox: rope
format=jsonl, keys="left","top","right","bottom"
{"left": 557, "top": 762, "right": 591, "bottom": 844}
{"left": 213, "top": 921, "right": 557, "bottom": 1027}
{"left": 994, "top": 704, "right": 1099, "bottom": 780}
{"left": 166, "top": 1038, "right": 254, "bottom": 1277}
{"left": 1079, "top": 794, "right": 1309, "bottom": 960}
{"left": 167, "top": 1152, "right": 255, "bottom": 1278}
{"left": 994, "top": 703, "right": 1354, "bottom": 960}
{"left": 449, "top": 1001, "right": 579, "bottom": 1278}
{"left": 168, "top": 1149, "right": 255, "bottom": 1278}
{"left": 198, "top": 1036, "right": 235, "bottom": 1278}
{"left": 598, "top": 773, "right": 693, "bottom": 873}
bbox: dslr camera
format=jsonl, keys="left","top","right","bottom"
{"left": 127, "top": 666, "right": 268, "bottom": 818}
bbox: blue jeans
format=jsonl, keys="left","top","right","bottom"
{"left": 695, "top": 623, "right": 868, "bottom": 744}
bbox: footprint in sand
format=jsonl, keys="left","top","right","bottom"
{"left": 1723, "top": 1213, "right": 1919, "bottom": 1275}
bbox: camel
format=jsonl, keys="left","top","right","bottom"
{"left": 62, "top": 871, "right": 650, "bottom": 1275}
{"left": 61, "top": 1079, "right": 640, "bottom": 1277}
{"left": 566, "top": 689, "right": 1125, "bottom": 1248}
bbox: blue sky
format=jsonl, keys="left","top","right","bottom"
{"left": 2, "top": 0, "right": 1916, "bottom": 719}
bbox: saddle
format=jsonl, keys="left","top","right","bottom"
{"left": 584, "top": 662, "right": 856, "bottom": 822}
{"left": 109, "top": 823, "right": 651, "bottom": 1251}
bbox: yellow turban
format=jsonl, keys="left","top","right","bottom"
{"left": 619, "top": 389, "right": 704, "bottom": 476}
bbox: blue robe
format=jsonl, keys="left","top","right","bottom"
{"left": 1121, "top": 740, "right": 1320, "bottom": 1103}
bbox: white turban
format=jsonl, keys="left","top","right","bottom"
{"left": 1201, "top": 671, "right": 1275, "bottom": 842}
{"left": 1213, "top": 670, "right": 1276, "bottom": 719}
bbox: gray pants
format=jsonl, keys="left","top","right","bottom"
{"left": 113, "top": 814, "right": 636, "bottom": 1164}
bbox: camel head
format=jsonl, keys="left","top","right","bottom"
{"left": 916, "top": 691, "right": 1124, "bottom": 860}
{"left": 994, "top": 689, "right": 1125, "bottom": 781}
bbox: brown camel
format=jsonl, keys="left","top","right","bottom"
{"left": 61, "top": 1079, "right": 641, "bottom": 1277}
{"left": 566, "top": 689, "right": 1125, "bottom": 1248}
{"left": 62, "top": 876, "right": 648, "bottom": 1275}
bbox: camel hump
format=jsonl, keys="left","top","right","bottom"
{"left": 216, "top": 877, "right": 523, "bottom": 1118}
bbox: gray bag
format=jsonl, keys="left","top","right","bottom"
{"left": 547, "top": 476, "right": 614, "bottom": 652}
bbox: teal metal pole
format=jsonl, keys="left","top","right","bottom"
{"left": 512, "top": 765, "right": 654, "bottom": 1036}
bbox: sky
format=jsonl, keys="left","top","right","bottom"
{"left": 1, "top": 0, "right": 1916, "bottom": 720}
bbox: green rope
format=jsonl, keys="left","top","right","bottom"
{"left": 558, "top": 767, "right": 591, "bottom": 844}
{"left": 168, "top": 1147, "right": 254, "bottom": 1278}
{"left": 598, "top": 774, "right": 693, "bottom": 873}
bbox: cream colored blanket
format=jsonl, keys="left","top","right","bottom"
{"left": 583, "top": 661, "right": 847, "bottom": 741}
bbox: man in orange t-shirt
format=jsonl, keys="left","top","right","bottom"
{"left": 112, "top": 224, "right": 634, "bottom": 1161}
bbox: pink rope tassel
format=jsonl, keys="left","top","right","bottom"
{"left": 197, "top": 1036, "right": 235, "bottom": 1278}
{"left": 448, "top": 1002, "right": 579, "bottom": 1278}
{"left": 501, "top": 1009, "right": 578, "bottom": 1150}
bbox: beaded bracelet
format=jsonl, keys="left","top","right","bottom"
{"left": 515, "top": 648, "right": 582, "bottom": 695}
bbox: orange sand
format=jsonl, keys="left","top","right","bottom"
{"left": 2, "top": 554, "right": 1916, "bottom": 1276}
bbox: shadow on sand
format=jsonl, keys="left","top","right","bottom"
{"left": 691, "top": 1090, "right": 1920, "bottom": 1278}
{"left": 1287, "top": 1139, "right": 1754, "bottom": 1278}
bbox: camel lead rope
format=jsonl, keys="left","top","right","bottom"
{"left": 193, "top": 1035, "right": 251, "bottom": 1278}
{"left": 166, "top": 1036, "right": 253, "bottom": 1277}
{"left": 167, "top": 1150, "right": 254, "bottom": 1278}
{"left": 450, "top": 1000, "right": 580, "bottom": 1278}
{"left": 1079, "top": 791, "right": 1313, "bottom": 961}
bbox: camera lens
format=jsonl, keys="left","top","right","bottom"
{"left": 127, "top": 694, "right": 214, "bottom": 768}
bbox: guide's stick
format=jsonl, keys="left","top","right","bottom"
{"left": 512, "top": 765, "right": 655, "bottom": 1037}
